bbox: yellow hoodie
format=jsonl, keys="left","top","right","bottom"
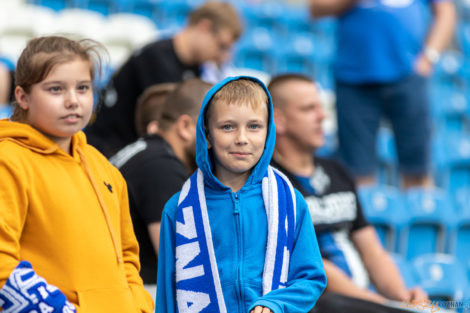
{"left": 0, "top": 120, "right": 154, "bottom": 313}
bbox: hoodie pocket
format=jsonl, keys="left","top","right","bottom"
{"left": 76, "top": 287, "right": 139, "bottom": 313}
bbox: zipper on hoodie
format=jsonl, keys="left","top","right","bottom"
{"left": 233, "top": 192, "right": 243, "bottom": 313}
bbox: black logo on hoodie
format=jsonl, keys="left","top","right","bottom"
{"left": 104, "top": 182, "right": 113, "bottom": 193}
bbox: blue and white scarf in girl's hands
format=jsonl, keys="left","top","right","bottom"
{"left": 175, "top": 166, "right": 297, "bottom": 313}
{"left": 0, "top": 261, "right": 76, "bottom": 313}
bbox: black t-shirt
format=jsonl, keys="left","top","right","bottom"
{"left": 271, "top": 157, "right": 371, "bottom": 287}
{"left": 110, "top": 134, "right": 189, "bottom": 284}
{"left": 86, "top": 38, "right": 201, "bottom": 157}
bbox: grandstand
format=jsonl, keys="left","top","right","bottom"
{"left": 1, "top": 0, "right": 469, "bottom": 307}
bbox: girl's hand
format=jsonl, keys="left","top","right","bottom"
{"left": 250, "top": 305, "right": 273, "bottom": 313}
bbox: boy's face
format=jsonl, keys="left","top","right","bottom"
{"left": 207, "top": 100, "right": 268, "bottom": 183}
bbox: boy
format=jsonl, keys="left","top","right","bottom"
{"left": 156, "top": 76, "right": 326, "bottom": 313}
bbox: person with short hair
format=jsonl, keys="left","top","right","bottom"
{"left": 269, "top": 73, "right": 427, "bottom": 313}
{"left": 110, "top": 78, "right": 213, "bottom": 287}
{"left": 86, "top": 0, "right": 243, "bottom": 157}
{"left": 134, "top": 82, "right": 177, "bottom": 137}
{"left": 0, "top": 35, "right": 153, "bottom": 313}
{"left": 156, "top": 76, "right": 326, "bottom": 313}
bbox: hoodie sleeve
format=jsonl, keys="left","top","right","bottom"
{"left": 249, "top": 189, "right": 327, "bottom": 313}
{"left": 118, "top": 176, "right": 155, "bottom": 313}
{"left": 155, "top": 193, "right": 179, "bottom": 313}
{"left": 0, "top": 156, "right": 28, "bottom": 288}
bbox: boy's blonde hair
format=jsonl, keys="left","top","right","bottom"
{"left": 12, "top": 35, "right": 104, "bottom": 122}
{"left": 205, "top": 79, "right": 268, "bottom": 126}
{"left": 188, "top": 1, "right": 243, "bottom": 40}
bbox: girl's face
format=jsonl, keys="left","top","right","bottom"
{"left": 16, "top": 57, "right": 93, "bottom": 153}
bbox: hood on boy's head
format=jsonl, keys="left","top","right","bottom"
{"left": 195, "top": 76, "right": 276, "bottom": 190}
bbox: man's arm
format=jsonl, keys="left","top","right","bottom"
{"left": 148, "top": 222, "right": 161, "bottom": 254}
{"left": 322, "top": 258, "right": 387, "bottom": 304}
{"left": 415, "top": 1, "right": 456, "bottom": 76}
{"left": 353, "top": 226, "right": 427, "bottom": 302}
{"left": 309, "top": 0, "right": 357, "bottom": 18}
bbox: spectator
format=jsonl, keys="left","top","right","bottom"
{"left": 269, "top": 74, "right": 427, "bottom": 313}
{"left": 156, "top": 76, "right": 326, "bottom": 313}
{"left": 310, "top": 0, "right": 455, "bottom": 189}
{"left": 0, "top": 35, "right": 153, "bottom": 313}
{"left": 86, "top": 1, "right": 243, "bottom": 157}
{"left": 110, "top": 79, "right": 212, "bottom": 288}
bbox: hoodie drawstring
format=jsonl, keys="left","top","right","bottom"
{"left": 77, "top": 147, "right": 123, "bottom": 264}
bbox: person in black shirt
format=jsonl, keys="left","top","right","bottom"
{"left": 268, "top": 74, "right": 428, "bottom": 313}
{"left": 86, "top": 1, "right": 243, "bottom": 157}
{"left": 110, "top": 79, "right": 212, "bottom": 288}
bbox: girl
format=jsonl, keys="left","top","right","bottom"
{"left": 0, "top": 36, "right": 154, "bottom": 313}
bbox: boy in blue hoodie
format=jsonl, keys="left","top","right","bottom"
{"left": 156, "top": 76, "right": 326, "bottom": 313}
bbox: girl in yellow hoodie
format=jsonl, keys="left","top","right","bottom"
{"left": 0, "top": 36, "right": 154, "bottom": 313}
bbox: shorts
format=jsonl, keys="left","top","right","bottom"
{"left": 335, "top": 74, "right": 431, "bottom": 177}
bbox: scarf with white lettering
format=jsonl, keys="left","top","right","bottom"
{"left": 175, "top": 166, "right": 296, "bottom": 313}
{"left": 0, "top": 261, "right": 76, "bottom": 313}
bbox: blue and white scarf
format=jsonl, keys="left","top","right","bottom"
{"left": 175, "top": 166, "right": 296, "bottom": 313}
{"left": 0, "top": 261, "right": 76, "bottom": 313}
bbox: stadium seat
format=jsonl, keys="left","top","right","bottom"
{"left": 357, "top": 185, "right": 407, "bottom": 252}
{"left": 0, "top": 3, "right": 36, "bottom": 63}
{"left": 274, "top": 32, "right": 316, "bottom": 76}
{"left": 412, "top": 254, "right": 467, "bottom": 303}
{"left": 105, "top": 13, "right": 158, "bottom": 48}
{"left": 0, "top": 106, "right": 13, "bottom": 119}
{"left": 391, "top": 254, "right": 419, "bottom": 288}
{"left": 376, "top": 127, "right": 398, "bottom": 186}
{"left": 128, "top": 0, "right": 164, "bottom": 22}
{"left": 433, "top": 132, "right": 470, "bottom": 194}
{"left": 242, "top": 2, "right": 286, "bottom": 36}
{"left": 30, "top": 0, "right": 68, "bottom": 11}
{"left": 448, "top": 193, "right": 470, "bottom": 265}
{"left": 233, "top": 28, "right": 275, "bottom": 74}
{"left": 71, "top": 0, "right": 118, "bottom": 16}
{"left": 401, "top": 187, "right": 456, "bottom": 260}
{"left": 56, "top": 8, "right": 106, "bottom": 41}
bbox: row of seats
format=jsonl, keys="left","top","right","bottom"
{"left": 358, "top": 185, "right": 470, "bottom": 263}
{"left": 392, "top": 253, "right": 470, "bottom": 312}
{"left": 0, "top": 3, "right": 159, "bottom": 67}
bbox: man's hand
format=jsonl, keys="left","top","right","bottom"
{"left": 250, "top": 305, "right": 273, "bottom": 313}
{"left": 414, "top": 54, "right": 434, "bottom": 77}
{"left": 407, "top": 287, "right": 428, "bottom": 301}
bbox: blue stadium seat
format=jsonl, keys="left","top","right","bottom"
{"left": 391, "top": 254, "right": 419, "bottom": 288}
{"left": 433, "top": 132, "right": 470, "bottom": 194}
{"left": 156, "top": 0, "right": 203, "bottom": 30}
{"left": 0, "top": 106, "right": 13, "bottom": 119}
{"left": 402, "top": 187, "right": 456, "bottom": 260}
{"left": 127, "top": 0, "right": 163, "bottom": 22}
{"left": 233, "top": 28, "right": 275, "bottom": 74}
{"left": 280, "top": 5, "right": 314, "bottom": 37}
{"left": 30, "top": 0, "right": 67, "bottom": 11}
{"left": 357, "top": 185, "right": 407, "bottom": 252}
{"left": 274, "top": 32, "right": 316, "bottom": 76}
{"left": 448, "top": 193, "right": 470, "bottom": 265}
{"left": 412, "top": 254, "right": 467, "bottom": 303}
{"left": 376, "top": 127, "right": 398, "bottom": 186}
{"left": 242, "top": 2, "right": 285, "bottom": 37}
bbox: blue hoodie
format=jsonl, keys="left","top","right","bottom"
{"left": 155, "top": 76, "right": 326, "bottom": 313}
